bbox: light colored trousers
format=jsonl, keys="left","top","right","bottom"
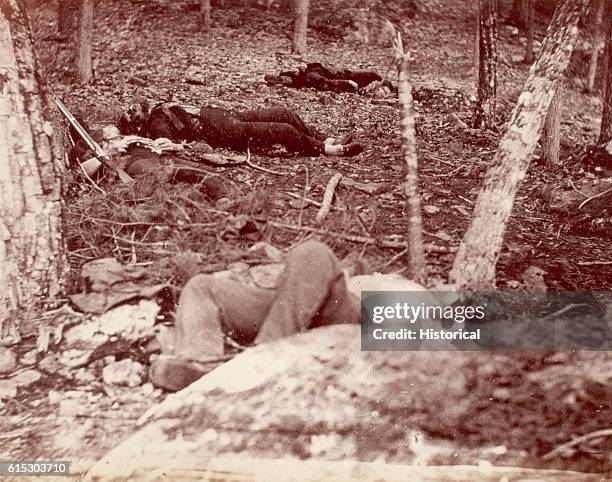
{"left": 173, "top": 241, "right": 361, "bottom": 361}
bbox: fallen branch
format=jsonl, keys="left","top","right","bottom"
{"left": 245, "top": 148, "right": 285, "bottom": 176}
{"left": 296, "top": 164, "right": 309, "bottom": 227}
{"left": 268, "top": 220, "right": 454, "bottom": 252}
{"left": 340, "top": 177, "right": 389, "bottom": 194}
{"left": 540, "top": 303, "right": 588, "bottom": 321}
{"left": 577, "top": 260, "right": 612, "bottom": 266}
{"left": 79, "top": 160, "right": 106, "bottom": 194}
{"left": 578, "top": 185, "right": 612, "bottom": 210}
{"left": 316, "top": 172, "right": 343, "bottom": 224}
{"left": 542, "top": 428, "right": 612, "bottom": 460}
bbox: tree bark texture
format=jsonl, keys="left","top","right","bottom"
{"left": 201, "top": 0, "right": 212, "bottom": 32}
{"left": 472, "top": 0, "right": 498, "bottom": 129}
{"left": 599, "top": 0, "right": 612, "bottom": 144}
{"left": 450, "top": 0, "right": 589, "bottom": 290}
{"left": 76, "top": 0, "right": 93, "bottom": 83}
{"left": 291, "top": 0, "right": 308, "bottom": 55}
{"left": 586, "top": 0, "right": 604, "bottom": 93}
{"left": 0, "top": 0, "right": 66, "bottom": 319}
{"left": 542, "top": 88, "right": 561, "bottom": 164}
{"left": 398, "top": 56, "right": 426, "bottom": 284}
{"left": 524, "top": 0, "right": 535, "bottom": 63}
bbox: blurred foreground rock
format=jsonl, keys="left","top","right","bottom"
{"left": 86, "top": 325, "right": 608, "bottom": 481}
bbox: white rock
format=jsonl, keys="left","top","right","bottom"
{"left": 59, "top": 399, "right": 82, "bottom": 417}
{"left": 39, "top": 353, "right": 62, "bottom": 372}
{"left": 20, "top": 349, "right": 38, "bottom": 366}
{"left": 0, "top": 369, "right": 42, "bottom": 398}
{"left": 0, "top": 386, "right": 17, "bottom": 399}
{"left": 75, "top": 368, "right": 96, "bottom": 383}
{"left": 0, "top": 347, "right": 17, "bottom": 374}
{"left": 103, "top": 359, "right": 144, "bottom": 387}
{"left": 48, "top": 390, "right": 62, "bottom": 404}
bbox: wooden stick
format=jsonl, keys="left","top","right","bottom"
{"left": 245, "top": 147, "right": 285, "bottom": 176}
{"left": 542, "top": 428, "right": 612, "bottom": 460}
{"left": 578, "top": 185, "right": 612, "bottom": 210}
{"left": 268, "top": 220, "right": 453, "bottom": 252}
{"left": 315, "top": 172, "right": 343, "bottom": 224}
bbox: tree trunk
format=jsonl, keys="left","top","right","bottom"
{"left": 398, "top": 55, "right": 426, "bottom": 284}
{"left": 602, "top": 16, "right": 609, "bottom": 98}
{"left": 76, "top": 0, "right": 93, "bottom": 84}
{"left": 58, "top": 0, "right": 78, "bottom": 38}
{"left": 542, "top": 88, "right": 561, "bottom": 164}
{"left": 450, "top": 0, "right": 589, "bottom": 290}
{"left": 599, "top": 0, "right": 612, "bottom": 144}
{"left": 586, "top": 0, "right": 604, "bottom": 93}
{"left": 201, "top": 0, "right": 212, "bottom": 32}
{"left": 291, "top": 0, "right": 308, "bottom": 55}
{"left": 472, "top": 0, "right": 498, "bottom": 129}
{"left": 0, "top": 0, "right": 66, "bottom": 321}
{"left": 524, "top": 0, "right": 535, "bottom": 63}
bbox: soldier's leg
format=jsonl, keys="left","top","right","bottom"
{"left": 255, "top": 241, "right": 360, "bottom": 344}
{"left": 237, "top": 106, "right": 323, "bottom": 139}
{"left": 173, "top": 274, "right": 275, "bottom": 360}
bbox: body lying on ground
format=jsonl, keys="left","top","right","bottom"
{"left": 149, "top": 241, "right": 431, "bottom": 392}
{"left": 118, "top": 101, "right": 364, "bottom": 157}
{"left": 265, "top": 62, "right": 383, "bottom": 93}
{"left": 70, "top": 125, "right": 235, "bottom": 199}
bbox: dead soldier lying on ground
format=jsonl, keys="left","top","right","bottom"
{"left": 69, "top": 123, "right": 239, "bottom": 199}
{"left": 118, "top": 100, "right": 364, "bottom": 157}
{"left": 149, "top": 241, "right": 429, "bottom": 392}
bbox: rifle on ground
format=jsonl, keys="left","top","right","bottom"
{"left": 54, "top": 98, "right": 133, "bottom": 183}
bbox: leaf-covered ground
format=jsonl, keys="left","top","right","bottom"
{"left": 1, "top": 0, "right": 609, "bottom": 477}
{"left": 31, "top": 0, "right": 611, "bottom": 290}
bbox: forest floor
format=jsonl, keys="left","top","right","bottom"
{"left": 0, "top": 0, "right": 610, "bottom": 478}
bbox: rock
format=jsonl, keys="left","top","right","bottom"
{"left": 20, "top": 349, "right": 38, "bottom": 366}
{"left": 0, "top": 347, "right": 17, "bottom": 374}
{"left": 13, "top": 369, "right": 42, "bottom": 386}
{"left": 75, "top": 368, "right": 96, "bottom": 383}
{"left": 48, "top": 390, "right": 63, "bottom": 404}
{"left": 0, "top": 386, "right": 17, "bottom": 399}
{"left": 59, "top": 399, "right": 83, "bottom": 417}
{"left": 39, "top": 353, "right": 63, "bottom": 373}
{"left": 63, "top": 300, "right": 159, "bottom": 349}
{"left": 141, "top": 383, "right": 155, "bottom": 396}
{"left": 0, "top": 369, "right": 41, "bottom": 399}
{"left": 103, "top": 359, "right": 144, "bottom": 387}
{"left": 90, "top": 326, "right": 473, "bottom": 477}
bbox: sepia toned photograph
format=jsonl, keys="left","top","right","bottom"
{"left": 0, "top": 0, "right": 610, "bottom": 480}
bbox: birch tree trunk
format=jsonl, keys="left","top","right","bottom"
{"left": 472, "top": 0, "right": 498, "bottom": 129}
{"left": 599, "top": 1, "right": 612, "bottom": 145}
{"left": 398, "top": 55, "right": 426, "bottom": 284}
{"left": 201, "top": 0, "right": 212, "bottom": 32}
{"left": 291, "top": 0, "right": 308, "bottom": 55}
{"left": 542, "top": 88, "right": 561, "bottom": 164}
{"left": 0, "top": 0, "right": 66, "bottom": 320}
{"left": 76, "top": 0, "right": 93, "bottom": 83}
{"left": 450, "top": 0, "right": 589, "bottom": 290}
{"left": 524, "top": 0, "right": 535, "bottom": 63}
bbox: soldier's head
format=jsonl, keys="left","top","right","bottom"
{"left": 117, "top": 98, "right": 151, "bottom": 135}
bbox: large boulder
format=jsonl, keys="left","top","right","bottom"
{"left": 85, "top": 325, "right": 611, "bottom": 481}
